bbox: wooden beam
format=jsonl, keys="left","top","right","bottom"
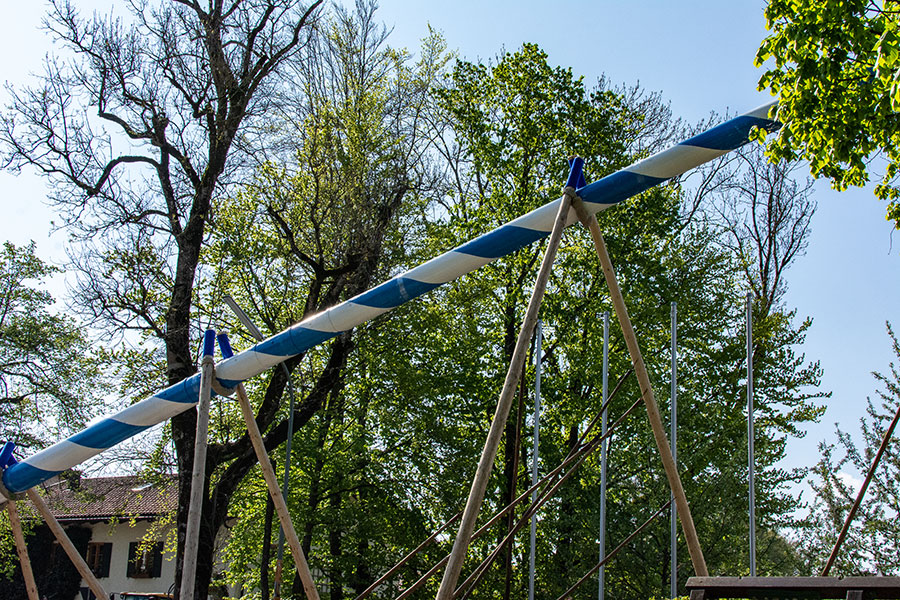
{"left": 821, "top": 396, "right": 900, "bottom": 576}
{"left": 6, "top": 499, "right": 39, "bottom": 600}
{"left": 685, "top": 576, "right": 900, "bottom": 599}
{"left": 180, "top": 353, "right": 215, "bottom": 600}
{"left": 435, "top": 191, "right": 573, "bottom": 600}
{"left": 26, "top": 488, "right": 108, "bottom": 600}
{"left": 571, "top": 198, "right": 708, "bottom": 576}
{"left": 234, "top": 382, "right": 321, "bottom": 600}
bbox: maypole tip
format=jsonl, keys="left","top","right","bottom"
{"left": 566, "top": 157, "right": 587, "bottom": 190}
{"left": 217, "top": 331, "right": 235, "bottom": 359}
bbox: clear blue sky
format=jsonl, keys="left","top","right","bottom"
{"left": 2, "top": 1, "right": 899, "bottom": 493}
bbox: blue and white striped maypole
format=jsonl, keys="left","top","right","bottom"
{"left": 0, "top": 101, "right": 779, "bottom": 495}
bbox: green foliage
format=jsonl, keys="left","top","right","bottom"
{"left": 0, "top": 241, "right": 108, "bottom": 452}
{"left": 797, "top": 324, "right": 900, "bottom": 575}
{"left": 200, "top": 33, "right": 828, "bottom": 599}
{"left": 756, "top": 0, "right": 900, "bottom": 226}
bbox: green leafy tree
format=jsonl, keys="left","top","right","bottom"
{"left": 756, "top": 0, "right": 900, "bottom": 226}
{"left": 343, "top": 45, "right": 825, "bottom": 600}
{"left": 798, "top": 324, "right": 900, "bottom": 576}
{"left": 0, "top": 2, "right": 325, "bottom": 597}
{"left": 0, "top": 241, "right": 106, "bottom": 452}
{"left": 201, "top": 4, "right": 450, "bottom": 598}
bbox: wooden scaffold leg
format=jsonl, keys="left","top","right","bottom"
{"left": 181, "top": 329, "right": 217, "bottom": 600}
{"left": 6, "top": 498, "right": 40, "bottom": 600}
{"left": 435, "top": 162, "right": 581, "bottom": 600}
{"left": 571, "top": 196, "right": 708, "bottom": 577}
{"left": 216, "top": 332, "right": 321, "bottom": 600}
{"left": 26, "top": 488, "right": 109, "bottom": 600}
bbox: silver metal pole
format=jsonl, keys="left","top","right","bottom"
{"left": 528, "top": 319, "right": 543, "bottom": 600}
{"left": 598, "top": 311, "right": 609, "bottom": 600}
{"left": 224, "top": 295, "right": 299, "bottom": 598}
{"left": 670, "top": 302, "right": 677, "bottom": 599}
{"left": 746, "top": 292, "right": 756, "bottom": 577}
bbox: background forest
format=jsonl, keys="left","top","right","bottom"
{"left": 0, "top": 1, "right": 897, "bottom": 600}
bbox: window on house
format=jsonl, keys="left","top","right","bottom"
{"left": 84, "top": 541, "right": 112, "bottom": 578}
{"left": 126, "top": 541, "right": 163, "bottom": 578}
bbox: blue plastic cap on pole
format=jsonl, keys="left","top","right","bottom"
{"left": 0, "top": 441, "right": 17, "bottom": 471}
{"left": 217, "top": 332, "right": 235, "bottom": 359}
{"left": 202, "top": 329, "right": 216, "bottom": 358}
{"left": 566, "top": 157, "right": 585, "bottom": 190}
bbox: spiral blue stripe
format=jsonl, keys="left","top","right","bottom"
{"left": 352, "top": 277, "right": 441, "bottom": 309}
{"left": 1, "top": 101, "right": 780, "bottom": 494}
{"left": 683, "top": 115, "right": 778, "bottom": 151}
{"left": 157, "top": 375, "right": 202, "bottom": 403}
{"left": 455, "top": 225, "right": 548, "bottom": 259}
{"left": 255, "top": 326, "right": 337, "bottom": 358}
{"left": 3, "top": 462, "right": 53, "bottom": 492}
{"left": 579, "top": 171, "right": 667, "bottom": 207}
{"left": 69, "top": 419, "right": 149, "bottom": 449}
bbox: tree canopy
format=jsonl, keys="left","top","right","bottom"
{"left": 0, "top": 242, "right": 107, "bottom": 453}
{"left": 756, "top": 0, "right": 900, "bottom": 227}
{"left": 0, "top": 3, "right": 835, "bottom": 599}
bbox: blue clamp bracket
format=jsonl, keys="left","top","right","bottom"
{"left": 566, "top": 156, "right": 586, "bottom": 191}
{"left": 0, "top": 441, "right": 17, "bottom": 471}
{"left": 217, "top": 331, "right": 235, "bottom": 359}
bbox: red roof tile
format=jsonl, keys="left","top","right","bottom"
{"left": 38, "top": 475, "right": 177, "bottom": 522}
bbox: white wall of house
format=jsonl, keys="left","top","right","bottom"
{"left": 73, "top": 519, "right": 175, "bottom": 600}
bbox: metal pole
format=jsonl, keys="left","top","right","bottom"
{"left": 528, "top": 319, "right": 542, "bottom": 600}
{"left": 181, "top": 329, "right": 216, "bottom": 600}
{"left": 598, "top": 311, "right": 609, "bottom": 600}
{"left": 746, "top": 292, "right": 756, "bottom": 577}
{"left": 224, "top": 295, "right": 298, "bottom": 599}
{"left": 670, "top": 302, "right": 677, "bottom": 599}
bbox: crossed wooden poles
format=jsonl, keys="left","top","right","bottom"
{"left": 0, "top": 159, "right": 705, "bottom": 600}
{"left": 3, "top": 158, "right": 896, "bottom": 600}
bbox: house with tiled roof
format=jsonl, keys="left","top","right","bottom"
{"left": 0, "top": 474, "right": 178, "bottom": 600}
{"left": 44, "top": 474, "right": 178, "bottom": 600}
{"left": 1, "top": 474, "right": 242, "bottom": 600}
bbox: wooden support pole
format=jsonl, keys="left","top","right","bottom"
{"left": 821, "top": 393, "right": 900, "bottom": 576}
{"left": 26, "top": 488, "right": 108, "bottom": 600}
{"left": 234, "top": 382, "right": 321, "bottom": 600}
{"left": 435, "top": 191, "right": 573, "bottom": 600}
{"left": 571, "top": 198, "right": 708, "bottom": 577}
{"left": 181, "top": 351, "right": 215, "bottom": 600}
{"left": 397, "top": 371, "right": 634, "bottom": 600}
{"left": 7, "top": 499, "right": 39, "bottom": 600}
